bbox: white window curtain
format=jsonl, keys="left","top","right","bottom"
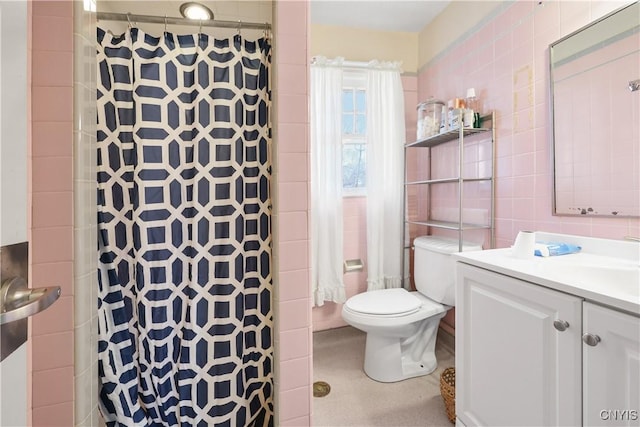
{"left": 365, "top": 62, "right": 406, "bottom": 291}
{"left": 310, "top": 57, "right": 346, "bottom": 306}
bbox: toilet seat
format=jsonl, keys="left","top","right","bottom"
{"left": 345, "top": 288, "right": 425, "bottom": 316}
{"left": 343, "top": 289, "right": 447, "bottom": 328}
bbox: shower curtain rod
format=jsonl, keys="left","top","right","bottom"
{"left": 96, "top": 12, "right": 271, "bottom": 31}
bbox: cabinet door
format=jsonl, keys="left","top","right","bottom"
{"left": 583, "top": 302, "right": 640, "bottom": 426}
{"left": 456, "top": 263, "right": 582, "bottom": 426}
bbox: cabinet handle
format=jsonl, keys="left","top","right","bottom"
{"left": 582, "top": 333, "right": 601, "bottom": 347}
{"left": 553, "top": 320, "right": 570, "bottom": 332}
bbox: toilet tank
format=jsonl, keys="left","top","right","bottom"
{"left": 413, "top": 236, "right": 482, "bottom": 306}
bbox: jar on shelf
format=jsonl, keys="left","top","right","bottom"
{"left": 417, "top": 98, "right": 445, "bottom": 139}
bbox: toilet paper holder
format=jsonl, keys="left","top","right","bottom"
{"left": 343, "top": 259, "right": 363, "bottom": 273}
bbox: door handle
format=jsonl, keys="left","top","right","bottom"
{"left": 0, "top": 276, "right": 61, "bottom": 325}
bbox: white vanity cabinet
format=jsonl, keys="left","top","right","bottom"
{"left": 455, "top": 263, "right": 582, "bottom": 426}
{"left": 456, "top": 262, "right": 640, "bottom": 427}
{"left": 583, "top": 302, "right": 640, "bottom": 426}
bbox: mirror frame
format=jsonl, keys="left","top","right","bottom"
{"left": 549, "top": 1, "right": 640, "bottom": 218}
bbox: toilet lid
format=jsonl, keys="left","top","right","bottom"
{"left": 345, "top": 288, "right": 422, "bottom": 316}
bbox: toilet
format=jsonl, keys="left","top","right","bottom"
{"left": 341, "top": 235, "right": 482, "bottom": 383}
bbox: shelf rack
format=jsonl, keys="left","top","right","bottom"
{"left": 402, "top": 111, "right": 496, "bottom": 285}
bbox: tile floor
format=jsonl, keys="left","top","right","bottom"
{"left": 312, "top": 326, "right": 455, "bottom": 426}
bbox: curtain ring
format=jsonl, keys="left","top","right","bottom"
{"left": 236, "top": 20, "right": 241, "bottom": 36}
{"left": 199, "top": 19, "right": 203, "bottom": 34}
{"left": 126, "top": 12, "right": 132, "bottom": 30}
{"left": 164, "top": 14, "right": 168, "bottom": 34}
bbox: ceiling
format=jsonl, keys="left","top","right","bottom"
{"left": 310, "top": 1, "right": 450, "bottom": 33}
{"left": 98, "top": 1, "right": 450, "bottom": 33}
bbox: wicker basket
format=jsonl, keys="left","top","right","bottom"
{"left": 439, "top": 367, "right": 456, "bottom": 424}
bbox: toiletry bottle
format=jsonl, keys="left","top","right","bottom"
{"left": 448, "top": 99, "right": 460, "bottom": 130}
{"left": 439, "top": 104, "right": 448, "bottom": 133}
{"left": 416, "top": 102, "right": 426, "bottom": 139}
{"left": 463, "top": 106, "right": 474, "bottom": 128}
{"left": 465, "top": 88, "right": 481, "bottom": 128}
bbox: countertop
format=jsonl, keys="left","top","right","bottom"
{"left": 453, "top": 236, "right": 640, "bottom": 315}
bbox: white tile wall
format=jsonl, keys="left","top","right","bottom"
{"left": 73, "top": 1, "right": 99, "bottom": 425}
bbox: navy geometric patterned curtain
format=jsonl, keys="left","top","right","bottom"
{"left": 96, "top": 27, "right": 273, "bottom": 427}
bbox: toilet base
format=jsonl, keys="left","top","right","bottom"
{"left": 363, "top": 312, "right": 445, "bottom": 383}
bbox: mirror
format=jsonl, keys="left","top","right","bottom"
{"left": 550, "top": 1, "right": 639, "bottom": 217}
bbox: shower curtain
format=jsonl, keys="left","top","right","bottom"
{"left": 96, "top": 27, "right": 273, "bottom": 426}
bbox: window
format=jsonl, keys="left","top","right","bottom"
{"left": 342, "top": 72, "right": 367, "bottom": 195}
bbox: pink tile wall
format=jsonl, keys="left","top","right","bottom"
{"left": 29, "top": 1, "right": 315, "bottom": 425}
{"left": 311, "top": 197, "right": 367, "bottom": 331}
{"left": 273, "top": 1, "right": 312, "bottom": 425}
{"left": 27, "top": 2, "right": 636, "bottom": 425}
{"left": 413, "top": 0, "right": 640, "bottom": 332}
{"left": 27, "top": 1, "right": 315, "bottom": 425}
{"left": 29, "top": 1, "right": 75, "bottom": 426}
{"left": 415, "top": 0, "right": 639, "bottom": 255}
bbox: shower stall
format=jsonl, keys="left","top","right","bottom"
{"left": 69, "top": 2, "right": 307, "bottom": 425}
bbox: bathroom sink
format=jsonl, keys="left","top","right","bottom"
{"left": 454, "top": 232, "right": 640, "bottom": 314}
{"left": 533, "top": 254, "right": 640, "bottom": 297}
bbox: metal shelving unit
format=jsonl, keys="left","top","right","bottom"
{"left": 405, "top": 126, "right": 493, "bottom": 149}
{"left": 402, "top": 111, "right": 496, "bottom": 285}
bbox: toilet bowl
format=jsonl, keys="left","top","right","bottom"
{"left": 342, "top": 288, "right": 447, "bottom": 382}
{"left": 341, "top": 236, "right": 482, "bottom": 383}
